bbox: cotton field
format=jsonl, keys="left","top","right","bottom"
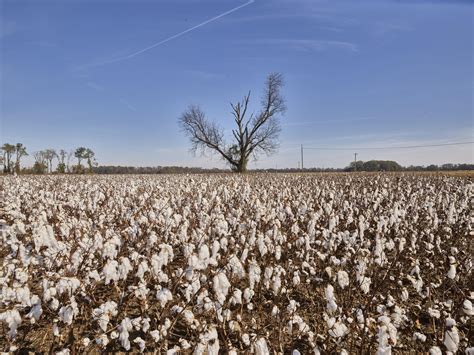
{"left": 0, "top": 173, "right": 472, "bottom": 354}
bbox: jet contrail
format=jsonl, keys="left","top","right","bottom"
{"left": 85, "top": 0, "right": 254, "bottom": 68}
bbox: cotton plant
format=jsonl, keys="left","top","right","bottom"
{"left": 0, "top": 174, "right": 472, "bottom": 353}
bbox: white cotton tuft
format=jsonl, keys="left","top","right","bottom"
{"left": 337, "top": 270, "right": 350, "bottom": 289}
{"left": 213, "top": 272, "right": 231, "bottom": 304}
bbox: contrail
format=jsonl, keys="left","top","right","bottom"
{"left": 87, "top": 0, "right": 254, "bottom": 67}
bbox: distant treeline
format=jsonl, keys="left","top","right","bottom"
{"left": 92, "top": 161, "right": 474, "bottom": 174}
{"left": 93, "top": 166, "right": 226, "bottom": 174}
{"left": 1, "top": 143, "right": 97, "bottom": 174}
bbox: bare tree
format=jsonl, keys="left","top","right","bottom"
{"left": 75, "top": 147, "right": 87, "bottom": 167}
{"left": 44, "top": 149, "right": 57, "bottom": 173}
{"left": 32, "top": 151, "right": 48, "bottom": 174}
{"left": 178, "top": 73, "right": 286, "bottom": 173}
{"left": 1, "top": 143, "right": 15, "bottom": 173}
{"left": 57, "top": 149, "right": 67, "bottom": 173}
{"left": 67, "top": 150, "right": 74, "bottom": 172}
{"left": 14, "top": 143, "right": 28, "bottom": 173}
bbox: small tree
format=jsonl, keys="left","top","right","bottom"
{"left": 44, "top": 149, "right": 57, "bottom": 173}
{"left": 84, "top": 148, "right": 97, "bottom": 172}
{"left": 14, "top": 143, "right": 28, "bottom": 173}
{"left": 56, "top": 149, "right": 67, "bottom": 173}
{"left": 32, "top": 151, "right": 48, "bottom": 174}
{"left": 67, "top": 150, "right": 74, "bottom": 173}
{"left": 179, "top": 73, "right": 286, "bottom": 173}
{"left": 75, "top": 147, "right": 87, "bottom": 167}
{"left": 1, "top": 143, "right": 15, "bottom": 173}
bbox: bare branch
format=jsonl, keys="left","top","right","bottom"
{"left": 178, "top": 73, "right": 285, "bottom": 172}
{"left": 178, "top": 105, "right": 236, "bottom": 167}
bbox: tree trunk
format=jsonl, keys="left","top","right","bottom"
{"left": 236, "top": 158, "right": 248, "bottom": 173}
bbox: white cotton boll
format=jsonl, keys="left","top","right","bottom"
{"left": 428, "top": 308, "right": 440, "bottom": 319}
{"left": 325, "top": 285, "right": 338, "bottom": 313}
{"left": 292, "top": 350, "right": 301, "bottom": 355}
{"left": 212, "top": 240, "right": 220, "bottom": 258}
{"left": 248, "top": 262, "right": 261, "bottom": 290}
{"left": 360, "top": 276, "right": 371, "bottom": 294}
{"left": 444, "top": 318, "right": 459, "bottom": 353}
{"left": 15, "top": 270, "right": 29, "bottom": 284}
{"left": 118, "top": 257, "right": 133, "bottom": 280}
{"left": 82, "top": 338, "right": 91, "bottom": 347}
{"left": 413, "top": 332, "right": 426, "bottom": 342}
{"left": 213, "top": 272, "right": 231, "bottom": 304}
{"left": 136, "top": 260, "right": 149, "bottom": 279}
{"left": 199, "top": 244, "right": 210, "bottom": 261}
{"left": 327, "top": 317, "right": 336, "bottom": 329}
{"left": 271, "top": 274, "right": 282, "bottom": 295}
{"left": 92, "top": 301, "right": 118, "bottom": 332}
{"left": 257, "top": 235, "right": 268, "bottom": 256}
{"left": 87, "top": 270, "right": 101, "bottom": 282}
{"left": 56, "top": 278, "right": 81, "bottom": 296}
{"left": 142, "top": 317, "right": 150, "bottom": 332}
{"left": 59, "top": 303, "right": 77, "bottom": 325}
{"left": 275, "top": 245, "right": 282, "bottom": 260}
{"left": 356, "top": 309, "right": 365, "bottom": 325}
{"left": 150, "top": 330, "right": 161, "bottom": 342}
{"left": 53, "top": 324, "right": 60, "bottom": 337}
{"left": 27, "top": 297, "right": 43, "bottom": 323}
{"left": 328, "top": 216, "right": 336, "bottom": 232}
{"left": 242, "top": 333, "right": 251, "bottom": 346}
{"left": 203, "top": 297, "right": 214, "bottom": 311}
{"left": 462, "top": 299, "right": 473, "bottom": 315}
{"left": 56, "top": 348, "right": 70, "bottom": 355}
{"left": 198, "top": 327, "right": 219, "bottom": 355}
{"left": 429, "top": 346, "right": 442, "bottom": 355}
{"left": 95, "top": 334, "right": 109, "bottom": 348}
{"left": 292, "top": 271, "right": 301, "bottom": 286}
{"left": 0, "top": 309, "right": 22, "bottom": 338}
{"left": 287, "top": 300, "right": 299, "bottom": 313}
{"left": 118, "top": 318, "right": 133, "bottom": 350}
{"left": 445, "top": 317, "right": 456, "bottom": 328}
{"left": 16, "top": 287, "right": 31, "bottom": 307}
{"left": 329, "top": 320, "right": 348, "bottom": 338}
{"left": 401, "top": 288, "right": 409, "bottom": 301}
{"left": 228, "top": 255, "right": 245, "bottom": 279}
{"left": 447, "top": 256, "right": 456, "bottom": 279}
{"left": 230, "top": 289, "right": 242, "bottom": 305}
{"left": 254, "top": 337, "right": 270, "bottom": 355}
{"left": 337, "top": 270, "right": 349, "bottom": 289}
{"left": 156, "top": 287, "right": 173, "bottom": 307}
{"left": 103, "top": 260, "right": 119, "bottom": 285}
{"left": 272, "top": 306, "right": 279, "bottom": 316}
{"left": 180, "top": 338, "right": 191, "bottom": 349}
{"left": 133, "top": 337, "right": 146, "bottom": 352}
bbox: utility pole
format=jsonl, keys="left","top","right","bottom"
{"left": 354, "top": 152, "right": 358, "bottom": 172}
{"left": 301, "top": 144, "right": 304, "bottom": 172}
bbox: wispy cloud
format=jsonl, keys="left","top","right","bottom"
{"left": 373, "top": 22, "right": 413, "bottom": 36}
{"left": 283, "top": 117, "right": 374, "bottom": 127}
{"left": 119, "top": 99, "right": 138, "bottom": 112}
{"left": 86, "top": 82, "right": 105, "bottom": 92}
{"left": 242, "top": 38, "right": 358, "bottom": 52}
{"left": 80, "top": 0, "right": 255, "bottom": 69}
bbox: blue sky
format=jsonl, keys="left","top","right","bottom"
{"left": 1, "top": 0, "right": 473, "bottom": 169}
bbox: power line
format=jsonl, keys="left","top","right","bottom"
{"left": 303, "top": 141, "right": 474, "bottom": 151}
